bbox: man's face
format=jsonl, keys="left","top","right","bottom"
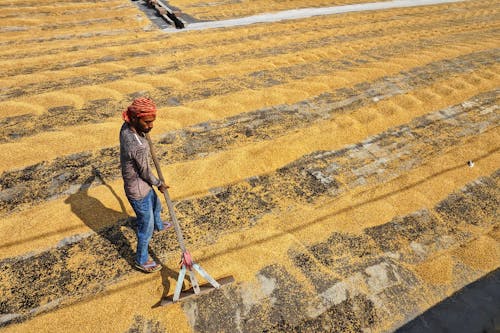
{"left": 132, "top": 115, "right": 156, "bottom": 133}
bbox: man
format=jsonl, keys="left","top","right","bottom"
{"left": 120, "top": 97, "right": 171, "bottom": 273}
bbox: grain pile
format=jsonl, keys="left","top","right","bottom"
{"left": 0, "top": 0, "right": 498, "bottom": 332}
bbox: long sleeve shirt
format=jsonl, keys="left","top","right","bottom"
{"left": 119, "top": 122, "right": 161, "bottom": 200}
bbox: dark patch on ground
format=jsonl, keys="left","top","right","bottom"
{"left": 275, "top": 294, "right": 377, "bottom": 333}
{"left": 0, "top": 219, "right": 135, "bottom": 316}
{"left": 396, "top": 268, "right": 500, "bottom": 333}
{"left": 365, "top": 210, "right": 450, "bottom": 252}
{"left": 435, "top": 176, "right": 499, "bottom": 228}
{"left": 186, "top": 265, "right": 314, "bottom": 333}
{"left": 185, "top": 263, "right": 379, "bottom": 332}
{"left": 174, "top": 182, "right": 276, "bottom": 233}
{"left": 183, "top": 283, "right": 246, "bottom": 333}
{"left": 274, "top": 163, "right": 340, "bottom": 203}
{"left": 0, "top": 29, "right": 131, "bottom": 49}
{"left": 40, "top": 18, "right": 117, "bottom": 31}
{"left": 309, "top": 232, "right": 380, "bottom": 269}
{"left": 289, "top": 248, "right": 340, "bottom": 293}
{"left": 125, "top": 315, "right": 166, "bottom": 333}
{"left": 0, "top": 149, "right": 119, "bottom": 214}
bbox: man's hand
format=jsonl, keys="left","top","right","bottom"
{"left": 158, "top": 183, "right": 170, "bottom": 193}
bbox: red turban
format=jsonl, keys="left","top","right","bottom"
{"left": 122, "top": 97, "right": 157, "bottom": 123}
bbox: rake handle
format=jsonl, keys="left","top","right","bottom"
{"left": 145, "top": 133, "right": 187, "bottom": 253}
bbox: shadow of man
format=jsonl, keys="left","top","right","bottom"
{"left": 64, "top": 169, "right": 135, "bottom": 267}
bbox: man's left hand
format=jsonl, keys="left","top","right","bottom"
{"left": 158, "top": 183, "right": 170, "bottom": 193}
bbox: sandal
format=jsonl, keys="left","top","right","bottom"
{"left": 155, "top": 221, "right": 172, "bottom": 233}
{"left": 135, "top": 260, "right": 162, "bottom": 273}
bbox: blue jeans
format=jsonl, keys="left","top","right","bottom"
{"left": 128, "top": 189, "right": 165, "bottom": 265}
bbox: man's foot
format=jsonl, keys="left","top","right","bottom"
{"left": 135, "top": 260, "right": 162, "bottom": 273}
{"left": 155, "top": 221, "right": 173, "bottom": 233}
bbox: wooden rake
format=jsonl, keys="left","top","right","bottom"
{"left": 146, "top": 134, "right": 234, "bottom": 304}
